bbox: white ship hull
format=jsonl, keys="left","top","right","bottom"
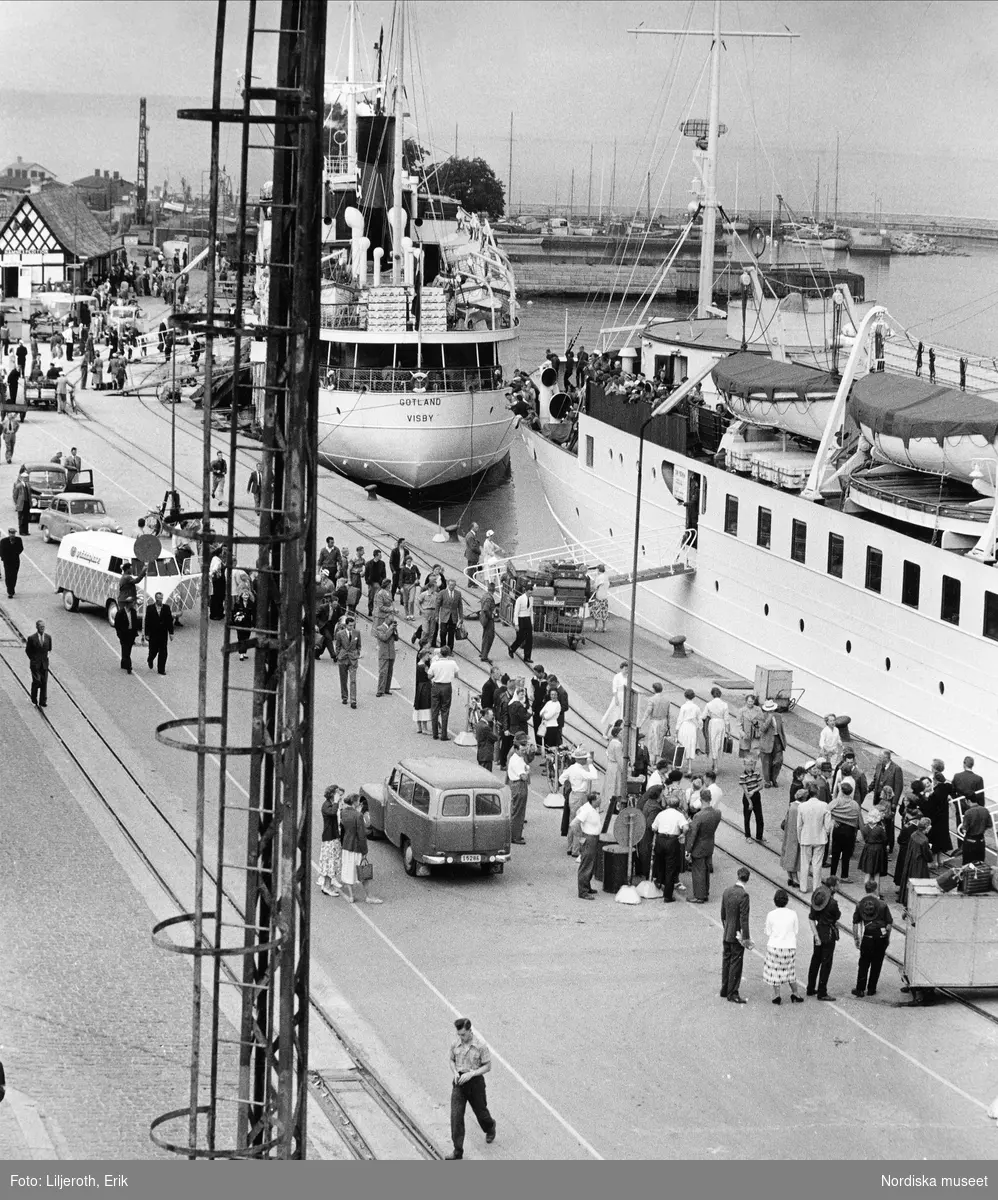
{"left": 319, "top": 385, "right": 516, "bottom": 490}
{"left": 523, "top": 415, "right": 998, "bottom": 777}
{"left": 861, "top": 424, "right": 998, "bottom": 493}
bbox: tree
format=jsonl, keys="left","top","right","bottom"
{"left": 426, "top": 156, "right": 505, "bottom": 220}
{"left": 403, "top": 137, "right": 429, "bottom": 172}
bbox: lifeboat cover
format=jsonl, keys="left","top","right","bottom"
{"left": 850, "top": 375, "right": 998, "bottom": 446}
{"left": 711, "top": 352, "right": 840, "bottom": 402}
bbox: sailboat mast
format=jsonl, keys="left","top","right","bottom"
{"left": 646, "top": 170, "right": 651, "bottom": 226}
{"left": 347, "top": 0, "right": 358, "bottom": 178}
{"left": 696, "top": 0, "right": 722, "bottom": 318}
{"left": 834, "top": 132, "right": 839, "bottom": 225}
{"left": 507, "top": 111, "right": 513, "bottom": 217}
{"left": 588, "top": 143, "right": 593, "bottom": 218}
{"left": 610, "top": 138, "right": 617, "bottom": 216}
{"left": 598, "top": 154, "right": 605, "bottom": 223}
{"left": 392, "top": 5, "right": 405, "bottom": 285}
{"left": 814, "top": 158, "right": 820, "bottom": 224}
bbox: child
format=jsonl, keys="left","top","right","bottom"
{"left": 740, "top": 754, "right": 764, "bottom": 843}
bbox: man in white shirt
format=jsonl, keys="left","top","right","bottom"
{"left": 428, "top": 646, "right": 460, "bottom": 741}
{"left": 704, "top": 769, "right": 723, "bottom": 810}
{"left": 560, "top": 748, "right": 599, "bottom": 857}
{"left": 570, "top": 791, "right": 604, "bottom": 899}
{"left": 508, "top": 583, "right": 534, "bottom": 665}
{"left": 506, "top": 733, "right": 531, "bottom": 844}
{"left": 651, "top": 797, "right": 690, "bottom": 901}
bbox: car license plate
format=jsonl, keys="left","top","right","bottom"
{"left": 460, "top": 854, "right": 481, "bottom": 863}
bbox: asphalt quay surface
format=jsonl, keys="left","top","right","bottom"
{"left": 0, "top": 381, "right": 995, "bottom": 1158}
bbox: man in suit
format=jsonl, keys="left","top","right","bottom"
{"left": 389, "top": 536, "right": 406, "bottom": 599}
{"left": 475, "top": 708, "right": 498, "bottom": 771}
{"left": 686, "top": 790, "right": 723, "bottom": 902}
{"left": 374, "top": 616, "right": 397, "bottom": 697}
{"left": 437, "top": 579, "right": 464, "bottom": 652}
{"left": 797, "top": 787, "right": 832, "bottom": 894}
{"left": 364, "top": 549, "right": 387, "bottom": 617}
{"left": 951, "top": 755, "right": 985, "bottom": 817}
{"left": 720, "top": 866, "right": 753, "bottom": 1003}
{"left": 757, "top": 700, "right": 787, "bottom": 787}
{"left": 478, "top": 583, "right": 497, "bottom": 663}
{"left": 144, "top": 591, "right": 174, "bottom": 675}
{"left": 25, "top": 618, "right": 52, "bottom": 707}
{"left": 334, "top": 615, "right": 361, "bottom": 708}
{"left": 0, "top": 527, "right": 24, "bottom": 597}
{"left": 114, "top": 597, "right": 142, "bottom": 673}
{"left": 13, "top": 470, "right": 32, "bottom": 536}
{"left": 871, "top": 749, "right": 904, "bottom": 855}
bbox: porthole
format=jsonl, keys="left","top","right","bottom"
{"left": 618, "top": 453, "right": 624, "bottom": 465}
{"left": 885, "top": 657, "right": 891, "bottom": 672}
{"left": 608, "top": 448, "right": 613, "bottom": 461}
{"left": 652, "top": 467, "right": 657, "bottom": 479}
{"left": 609, "top": 528, "right": 614, "bottom": 537}
{"left": 764, "top": 603, "right": 769, "bottom": 616}
{"left": 799, "top": 619, "right": 805, "bottom": 633}
{"left": 845, "top": 640, "right": 852, "bottom": 654}
{"left": 714, "top": 580, "right": 719, "bottom": 592}
{"left": 939, "top": 681, "right": 945, "bottom": 695}
{"left": 575, "top": 507, "right": 580, "bottom": 517}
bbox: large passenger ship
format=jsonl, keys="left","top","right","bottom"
{"left": 520, "top": 3, "right": 998, "bottom": 779}
{"left": 256, "top": 1, "right": 519, "bottom": 492}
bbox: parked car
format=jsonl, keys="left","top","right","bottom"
{"left": 39, "top": 493, "right": 121, "bottom": 541}
{"left": 360, "top": 757, "right": 512, "bottom": 878}
{"left": 14, "top": 462, "right": 93, "bottom": 519}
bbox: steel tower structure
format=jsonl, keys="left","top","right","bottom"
{"left": 150, "top": 0, "right": 325, "bottom": 1160}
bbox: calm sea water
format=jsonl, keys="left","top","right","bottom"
{"left": 413, "top": 242, "right": 998, "bottom": 555}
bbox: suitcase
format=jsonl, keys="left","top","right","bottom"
{"left": 959, "top": 863, "right": 994, "bottom": 894}
{"left": 936, "top": 868, "right": 960, "bottom": 893}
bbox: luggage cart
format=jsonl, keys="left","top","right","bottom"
{"left": 497, "top": 564, "right": 590, "bottom": 650}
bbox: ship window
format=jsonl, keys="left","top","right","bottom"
{"left": 756, "top": 507, "right": 771, "bottom": 549}
{"left": 901, "top": 560, "right": 921, "bottom": 609}
{"left": 984, "top": 592, "right": 998, "bottom": 642}
{"left": 585, "top": 435, "right": 594, "bottom": 467}
{"left": 865, "top": 547, "right": 883, "bottom": 594}
{"left": 700, "top": 477, "right": 707, "bottom": 516}
{"left": 790, "top": 519, "right": 807, "bottom": 564}
{"left": 940, "top": 575, "right": 961, "bottom": 625}
{"left": 827, "top": 533, "right": 844, "bottom": 578}
{"left": 723, "top": 495, "right": 739, "bottom": 537}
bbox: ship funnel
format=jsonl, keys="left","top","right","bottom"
{"left": 373, "top": 247, "right": 384, "bottom": 287}
{"left": 538, "top": 365, "right": 570, "bottom": 425}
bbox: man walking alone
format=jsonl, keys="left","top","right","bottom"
{"left": 25, "top": 619, "right": 52, "bottom": 707}
{"left": 720, "top": 867, "right": 753, "bottom": 1003}
{"left": 0, "top": 527, "right": 23, "bottom": 597}
{"left": 144, "top": 591, "right": 174, "bottom": 675}
{"left": 446, "top": 1018, "right": 496, "bottom": 1160}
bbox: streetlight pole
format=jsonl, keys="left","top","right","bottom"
{"left": 619, "top": 413, "right": 654, "bottom": 797}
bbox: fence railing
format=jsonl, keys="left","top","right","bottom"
{"left": 320, "top": 365, "right": 504, "bottom": 394}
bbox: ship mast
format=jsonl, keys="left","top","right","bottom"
{"left": 347, "top": 0, "right": 358, "bottom": 180}
{"left": 696, "top": 0, "right": 722, "bottom": 318}
{"left": 392, "top": 1, "right": 405, "bottom": 285}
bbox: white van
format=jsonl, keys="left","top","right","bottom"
{"left": 55, "top": 531, "right": 201, "bottom": 624}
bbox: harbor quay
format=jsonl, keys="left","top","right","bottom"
{"left": 0, "top": 349, "right": 995, "bottom": 1161}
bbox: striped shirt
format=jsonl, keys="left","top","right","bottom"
{"left": 740, "top": 766, "right": 762, "bottom": 796}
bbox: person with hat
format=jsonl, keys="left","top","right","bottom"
{"left": 806, "top": 884, "right": 841, "bottom": 1000}
{"left": 757, "top": 699, "right": 787, "bottom": 787}
{"left": 0, "top": 526, "right": 24, "bottom": 597}
{"left": 506, "top": 733, "right": 531, "bottom": 844}
{"left": 851, "top": 882, "right": 894, "bottom": 998}
{"left": 857, "top": 805, "right": 888, "bottom": 888}
{"left": 481, "top": 529, "right": 503, "bottom": 584}
{"left": 559, "top": 746, "right": 598, "bottom": 857}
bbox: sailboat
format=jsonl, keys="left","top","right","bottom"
{"left": 820, "top": 135, "right": 850, "bottom": 250}
{"left": 257, "top": 1, "right": 520, "bottom": 492}
{"left": 519, "top": 0, "right": 998, "bottom": 779}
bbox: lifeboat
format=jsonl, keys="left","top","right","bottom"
{"left": 711, "top": 352, "right": 841, "bottom": 441}
{"left": 849, "top": 374, "right": 998, "bottom": 493}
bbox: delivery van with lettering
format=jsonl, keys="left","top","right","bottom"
{"left": 55, "top": 531, "right": 201, "bottom": 624}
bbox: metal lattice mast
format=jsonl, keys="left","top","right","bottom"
{"left": 151, "top": 0, "right": 324, "bottom": 1161}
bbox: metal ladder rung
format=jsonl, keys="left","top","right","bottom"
{"left": 222, "top": 804, "right": 275, "bottom": 815}
{"left": 214, "top": 1034, "right": 272, "bottom": 1049}
{"left": 220, "top": 861, "right": 266, "bottom": 872}
{"left": 226, "top": 685, "right": 279, "bottom": 695}
{"left": 213, "top": 1095, "right": 277, "bottom": 1108}
{"left": 219, "top": 978, "right": 269, "bottom": 992}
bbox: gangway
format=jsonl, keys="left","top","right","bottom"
{"left": 475, "top": 528, "right": 696, "bottom": 589}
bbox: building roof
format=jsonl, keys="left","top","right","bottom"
{"left": 72, "top": 172, "right": 135, "bottom": 192}
{"left": 0, "top": 189, "right": 110, "bottom": 262}
{"left": 1, "top": 159, "right": 57, "bottom": 178}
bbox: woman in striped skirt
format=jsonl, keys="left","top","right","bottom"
{"left": 763, "top": 889, "right": 804, "bottom": 1005}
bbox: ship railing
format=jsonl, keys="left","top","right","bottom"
{"left": 320, "top": 365, "right": 503, "bottom": 394}
{"left": 324, "top": 154, "right": 350, "bottom": 176}
{"left": 882, "top": 339, "right": 998, "bottom": 396}
{"left": 474, "top": 527, "right": 698, "bottom": 588}
{"left": 321, "top": 301, "right": 367, "bottom": 330}
{"left": 849, "top": 469, "right": 988, "bottom": 522}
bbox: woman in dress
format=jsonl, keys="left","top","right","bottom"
{"left": 208, "top": 548, "right": 226, "bottom": 621}
{"left": 338, "top": 793, "right": 382, "bottom": 905}
{"left": 676, "top": 688, "right": 701, "bottom": 766}
{"left": 819, "top": 714, "right": 843, "bottom": 768}
{"left": 601, "top": 720, "right": 625, "bottom": 828}
{"left": 922, "top": 770, "right": 955, "bottom": 867}
{"left": 412, "top": 651, "right": 432, "bottom": 734}
{"left": 317, "top": 784, "right": 343, "bottom": 897}
{"left": 763, "top": 889, "right": 804, "bottom": 1005}
{"left": 481, "top": 529, "right": 504, "bottom": 585}
{"left": 589, "top": 564, "right": 610, "bottom": 633}
{"left": 857, "top": 807, "right": 888, "bottom": 888}
{"left": 738, "top": 694, "right": 760, "bottom": 758}
{"left": 780, "top": 788, "right": 805, "bottom": 889}
{"left": 894, "top": 817, "right": 933, "bottom": 906}
{"left": 601, "top": 662, "right": 629, "bottom": 735}
{"left": 231, "top": 585, "right": 254, "bottom": 660}
{"left": 701, "top": 685, "right": 730, "bottom": 773}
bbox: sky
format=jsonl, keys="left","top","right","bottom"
{"left": 2, "top": 0, "right": 998, "bottom": 219}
